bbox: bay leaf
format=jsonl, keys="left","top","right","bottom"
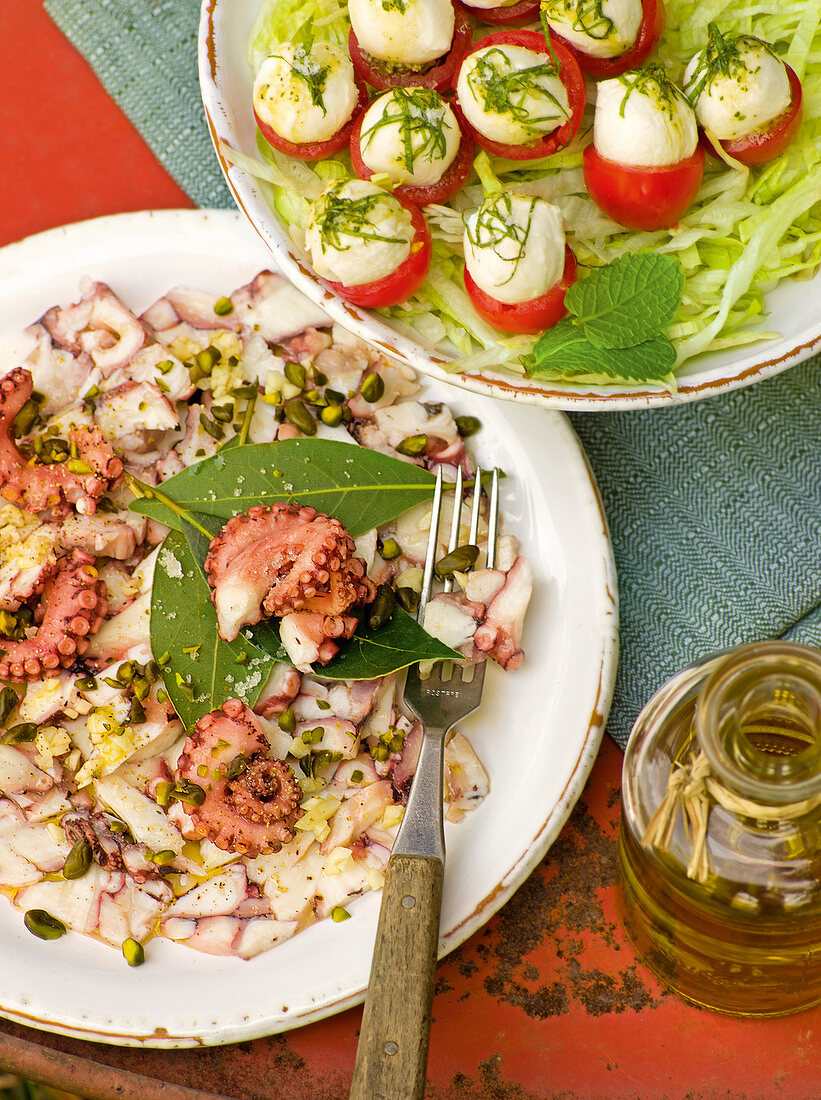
{"left": 180, "top": 511, "right": 223, "bottom": 578}
{"left": 249, "top": 607, "right": 460, "bottom": 681}
{"left": 130, "top": 438, "right": 437, "bottom": 537}
{"left": 153, "top": 522, "right": 456, "bottom": 724}
{"left": 150, "top": 530, "right": 277, "bottom": 727}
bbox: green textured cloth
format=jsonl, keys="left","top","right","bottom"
{"left": 46, "top": 0, "right": 821, "bottom": 747}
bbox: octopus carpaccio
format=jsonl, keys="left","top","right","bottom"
{"left": 0, "top": 271, "right": 533, "bottom": 963}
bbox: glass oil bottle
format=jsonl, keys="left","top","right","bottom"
{"left": 618, "top": 642, "right": 821, "bottom": 1017}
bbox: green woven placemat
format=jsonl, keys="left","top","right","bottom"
{"left": 46, "top": 0, "right": 234, "bottom": 209}
{"left": 572, "top": 366, "right": 821, "bottom": 744}
{"left": 46, "top": 0, "right": 821, "bottom": 747}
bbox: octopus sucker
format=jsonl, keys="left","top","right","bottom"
{"left": 0, "top": 271, "right": 522, "bottom": 964}
{"left": 0, "top": 368, "right": 123, "bottom": 516}
{"left": 0, "top": 549, "right": 108, "bottom": 682}
{"left": 205, "top": 503, "right": 376, "bottom": 645}
{"left": 175, "top": 698, "right": 303, "bottom": 857}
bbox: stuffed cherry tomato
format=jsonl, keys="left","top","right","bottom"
{"left": 253, "top": 42, "right": 367, "bottom": 160}
{"left": 462, "top": 193, "right": 577, "bottom": 334}
{"left": 350, "top": 87, "right": 474, "bottom": 206}
{"left": 454, "top": 30, "right": 585, "bottom": 161}
{"left": 541, "top": 0, "right": 664, "bottom": 79}
{"left": 583, "top": 65, "right": 704, "bottom": 231}
{"left": 461, "top": 0, "right": 541, "bottom": 29}
{"left": 683, "top": 24, "right": 803, "bottom": 167}
{"left": 305, "top": 180, "right": 431, "bottom": 308}
{"left": 348, "top": 0, "right": 472, "bottom": 93}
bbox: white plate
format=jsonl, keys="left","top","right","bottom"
{"left": 198, "top": 0, "right": 821, "bottom": 411}
{"left": 0, "top": 209, "right": 617, "bottom": 1047}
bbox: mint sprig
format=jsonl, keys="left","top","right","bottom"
{"left": 523, "top": 322, "right": 677, "bottom": 382}
{"left": 523, "top": 253, "right": 684, "bottom": 384}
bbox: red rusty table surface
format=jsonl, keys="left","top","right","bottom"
{"left": 1, "top": 738, "right": 819, "bottom": 1100}
{"left": 1, "top": 4, "right": 820, "bottom": 1097}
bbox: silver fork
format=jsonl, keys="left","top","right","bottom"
{"left": 350, "top": 466, "right": 499, "bottom": 1100}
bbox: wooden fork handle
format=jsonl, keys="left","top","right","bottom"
{"left": 349, "top": 853, "right": 445, "bottom": 1100}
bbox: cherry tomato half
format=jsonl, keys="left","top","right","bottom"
{"left": 453, "top": 30, "right": 586, "bottom": 161}
{"left": 348, "top": 3, "right": 473, "bottom": 93}
{"left": 701, "top": 64, "right": 804, "bottom": 168}
{"left": 470, "top": 0, "right": 541, "bottom": 29}
{"left": 349, "top": 107, "right": 475, "bottom": 206}
{"left": 323, "top": 199, "right": 432, "bottom": 308}
{"left": 254, "top": 79, "right": 369, "bottom": 161}
{"left": 549, "top": 0, "right": 665, "bottom": 79}
{"left": 464, "top": 245, "right": 577, "bottom": 334}
{"left": 583, "top": 144, "right": 705, "bottom": 232}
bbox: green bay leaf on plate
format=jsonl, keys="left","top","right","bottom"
{"left": 249, "top": 606, "right": 460, "bottom": 681}
{"left": 153, "top": 520, "right": 457, "bottom": 717}
{"left": 564, "top": 253, "right": 685, "bottom": 349}
{"left": 130, "top": 438, "right": 436, "bottom": 537}
{"left": 526, "top": 321, "right": 676, "bottom": 383}
{"left": 151, "top": 529, "right": 277, "bottom": 726}
{"left": 179, "top": 511, "right": 223, "bottom": 578}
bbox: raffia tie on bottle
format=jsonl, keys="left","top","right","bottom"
{"left": 641, "top": 750, "right": 821, "bottom": 884}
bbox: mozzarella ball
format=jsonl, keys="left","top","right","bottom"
{"left": 253, "top": 43, "right": 358, "bottom": 145}
{"left": 683, "top": 37, "right": 791, "bottom": 141}
{"left": 594, "top": 69, "right": 698, "bottom": 166}
{"left": 457, "top": 45, "right": 571, "bottom": 146}
{"left": 463, "top": 194, "right": 566, "bottom": 304}
{"left": 305, "top": 180, "right": 414, "bottom": 287}
{"left": 348, "top": 0, "right": 455, "bottom": 66}
{"left": 358, "top": 89, "right": 461, "bottom": 186}
{"left": 542, "top": 0, "right": 643, "bottom": 59}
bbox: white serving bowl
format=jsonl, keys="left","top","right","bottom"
{"left": 198, "top": 0, "right": 821, "bottom": 410}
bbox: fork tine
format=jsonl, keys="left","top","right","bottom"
{"left": 417, "top": 465, "right": 443, "bottom": 623}
{"left": 468, "top": 467, "right": 483, "bottom": 545}
{"left": 486, "top": 467, "right": 500, "bottom": 570}
{"left": 442, "top": 465, "right": 463, "bottom": 594}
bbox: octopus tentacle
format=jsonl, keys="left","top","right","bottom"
{"left": 61, "top": 808, "right": 169, "bottom": 883}
{"left": 279, "top": 610, "right": 360, "bottom": 672}
{"left": 0, "top": 549, "right": 108, "bottom": 682}
{"left": 175, "top": 698, "right": 303, "bottom": 857}
{"left": 0, "top": 368, "right": 123, "bottom": 516}
{"left": 205, "top": 503, "right": 375, "bottom": 643}
{"left": 41, "top": 280, "right": 146, "bottom": 372}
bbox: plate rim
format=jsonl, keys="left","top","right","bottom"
{"left": 198, "top": 0, "right": 821, "bottom": 411}
{"left": 0, "top": 207, "right": 618, "bottom": 1046}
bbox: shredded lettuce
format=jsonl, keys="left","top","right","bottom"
{"left": 248, "top": 0, "right": 348, "bottom": 68}
{"left": 247, "top": 0, "right": 821, "bottom": 384}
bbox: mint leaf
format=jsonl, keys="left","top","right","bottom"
{"left": 565, "top": 254, "right": 684, "bottom": 350}
{"left": 526, "top": 319, "right": 591, "bottom": 371}
{"left": 525, "top": 321, "right": 676, "bottom": 383}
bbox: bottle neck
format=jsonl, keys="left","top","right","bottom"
{"left": 695, "top": 643, "right": 821, "bottom": 806}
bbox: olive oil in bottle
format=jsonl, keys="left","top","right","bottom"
{"left": 618, "top": 642, "right": 821, "bottom": 1017}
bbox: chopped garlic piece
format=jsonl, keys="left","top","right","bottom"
{"left": 34, "top": 725, "right": 71, "bottom": 768}
{"left": 396, "top": 566, "right": 423, "bottom": 592}
{"left": 324, "top": 846, "right": 355, "bottom": 876}
{"left": 366, "top": 867, "right": 386, "bottom": 890}
{"left": 295, "top": 794, "right": 342, "bottom": 841}
{"left": 382, "top": 805, "right": 404, "bottom": 829}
